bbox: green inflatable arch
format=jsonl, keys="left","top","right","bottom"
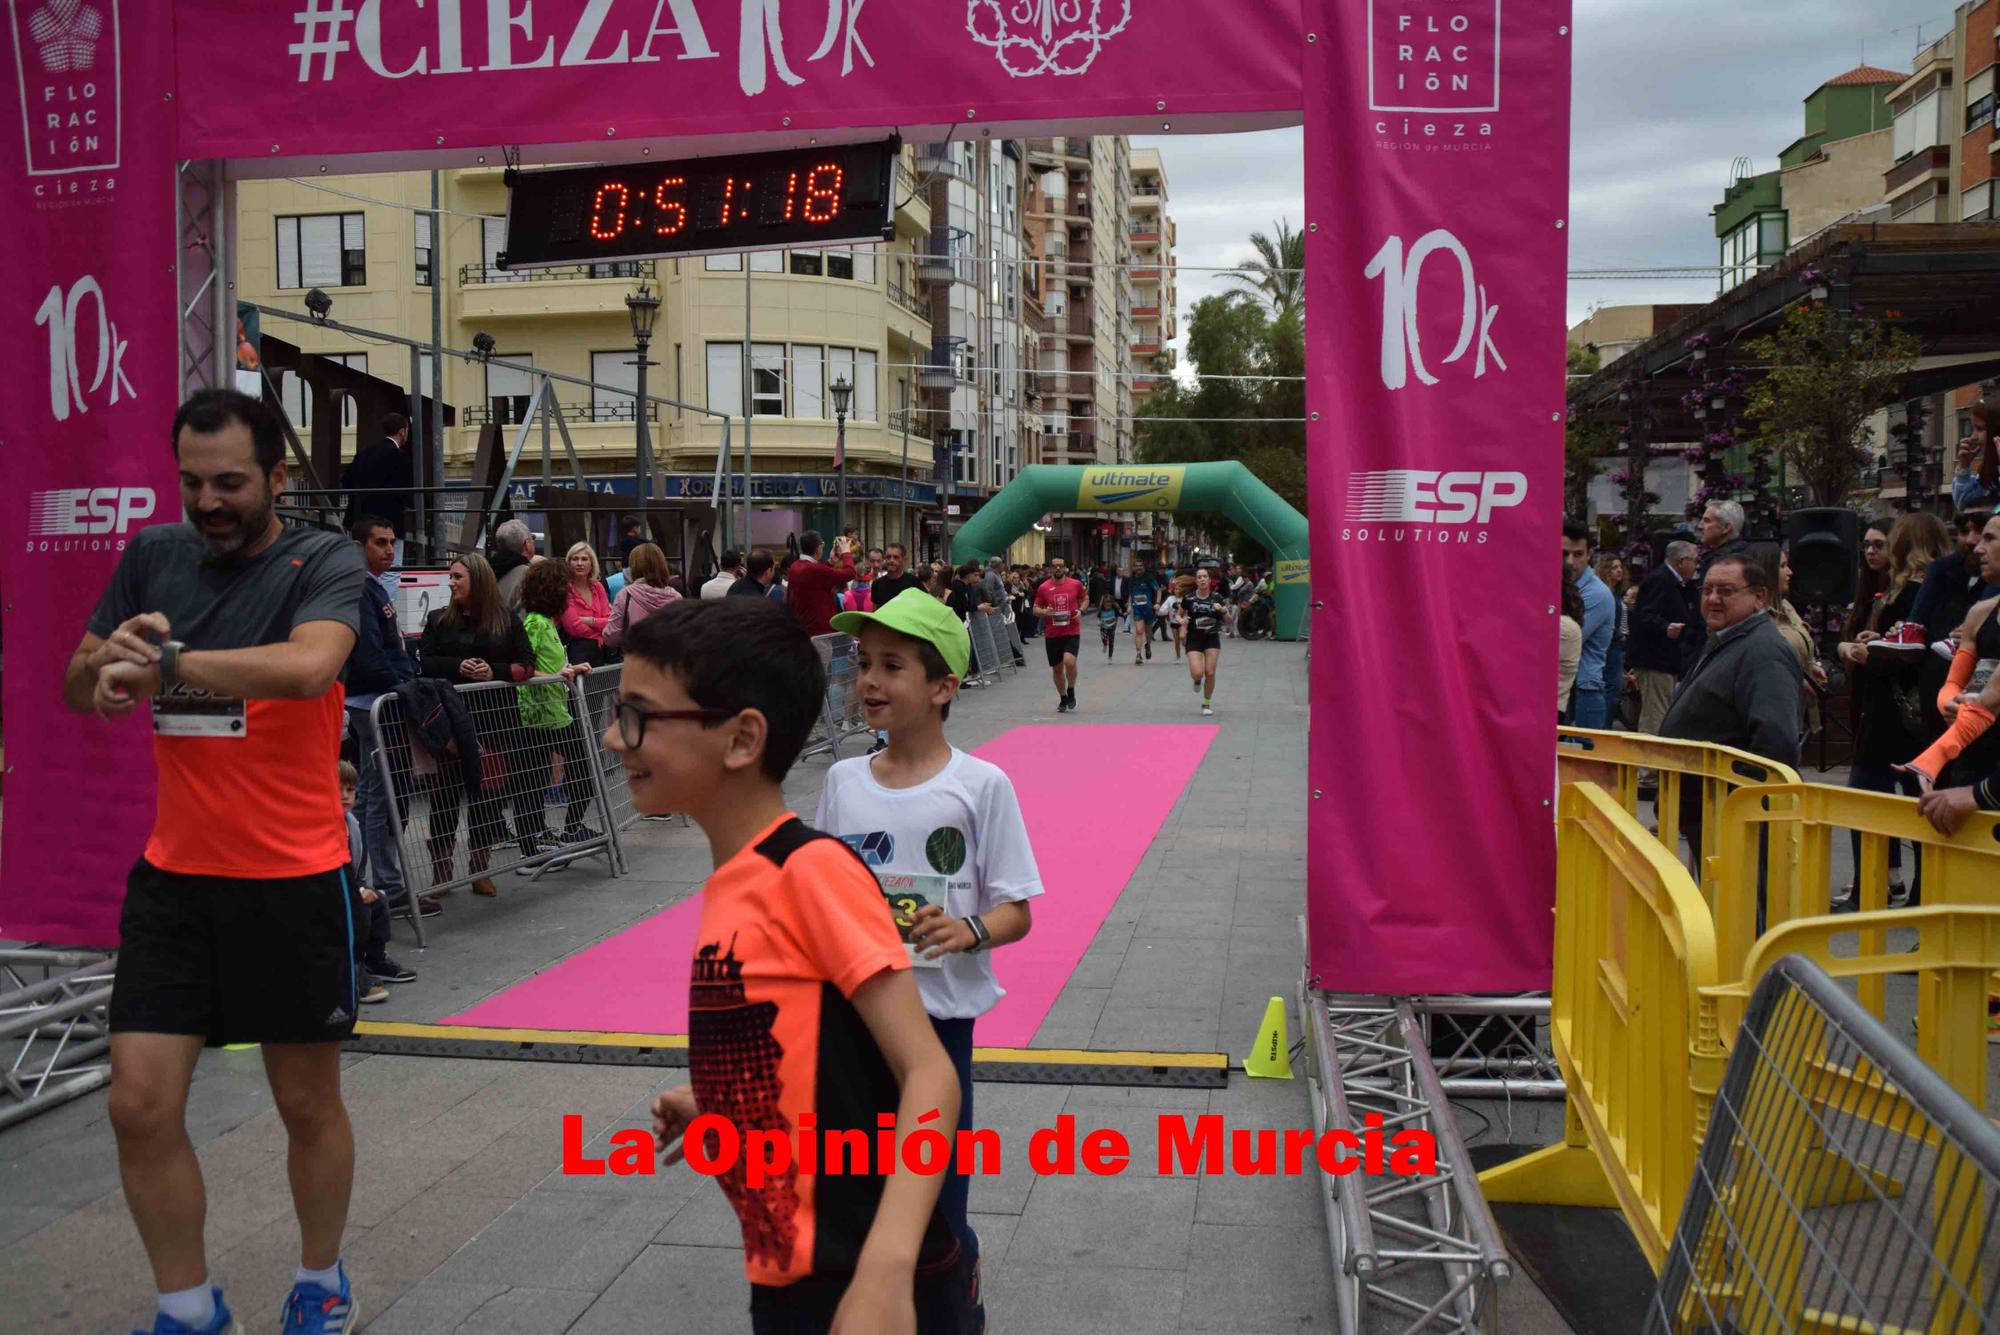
{"left": 950, "top": 462, "right": 1310, "bottom": 641}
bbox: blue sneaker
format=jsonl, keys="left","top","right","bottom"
{"left": 135, "top": 1289, "right": 238, "bottom": 1334}
{"left": 280, "top": 1264, "right": 356, "bottom": 1334}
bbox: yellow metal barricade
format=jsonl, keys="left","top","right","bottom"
{"left": 1712, "top": 783, "right": 2000, "bottom": 1023}
{"left": 1700, "top": 907, "right": 2000, "bottom": 1116}
{"left": 1481, "top": 780, "right": 1724, "bottom": 1269}
{"left": 1557, "top": 728, "right": 1799, "bottom": 912}
{"left": 1486, "top": 777, "right": 2000, "bottom": 1278}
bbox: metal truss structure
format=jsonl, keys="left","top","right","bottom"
{"left": 1300, "top": 981, "right": 1517, "bottom": 1333}
{"left": 1410, "top": 995, "right": 1563, "bottom": 1101}
{"left": 0, "top": 949, "right": 117, "bottom": 1133}
{"left": 177, "top": 158, "right": 230, "bottom": 397}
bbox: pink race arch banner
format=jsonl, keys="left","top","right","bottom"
{"left": 2, "top": 0, "right": 1569, "bottom": 993}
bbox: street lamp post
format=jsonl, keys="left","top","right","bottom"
{"left": 829, "top": 374, "right": 853, "bottom": 536}
{"left": 625, "top": 283, "right": 661, "bottom": 504}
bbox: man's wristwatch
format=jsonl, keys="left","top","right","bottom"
{"left": 963, "top": 914, "right": 991, "bottom": 954}
{"left": 159, "top": 640, "right": 187, "bottom": 690}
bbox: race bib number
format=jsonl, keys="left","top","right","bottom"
{"left": 1052, "top": 606, "right": 1071, "bottom": 626}
{"left": 152, "top": 685, "right": 247, "bottom": 738}
{"left": 880, "top": 872, "right": 947, "bottom": 969}
{"left": 1194, "top": 616, "right": 1218, "bottom": 632}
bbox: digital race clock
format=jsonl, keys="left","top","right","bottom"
{"left": 498, "top": 137, "right": 899, "bottom": 269}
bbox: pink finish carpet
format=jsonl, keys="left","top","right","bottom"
{"left": 445, "top": 724, "right": 1217, "bottom": 1046}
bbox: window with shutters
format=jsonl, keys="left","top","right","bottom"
{"left": 706, "top": 343, "right": 744, "bottom": 417}
{"left": 480, "top": 217, "right": 508, "bottom": 282}
{"left": 855, "top": 350, "right": 878, "bottom": 421}
{"left": 751, "top": 342, "right": 787, "bottom": 416}
{"left": 1965, "top": 181, "right": 1995, "bottom": 222}
{"left": 590, "top": 351, "right": 640, "bottom": 422}
{"left": 793, "top": 345, "right": 826, "bottom": 419}
{"left": 1969, "top": 67, "right": 1996, "bottom": 133}
{"left": 414, "top": 213, "right": 433, "bottom": 286}
{"left": 276, "top": 213, "right": 366, "bottom": 289}
{"left": 486, "top": 354, "right": 536, "bottom": 425}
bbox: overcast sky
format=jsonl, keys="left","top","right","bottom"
{"left": 1135, "top": 0, "right": 1952, "bottom": 356}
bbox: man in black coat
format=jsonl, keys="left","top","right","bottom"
{"left": 1629, "top": 541, "right": 1700, "bottom": 740}
{"left": 342, "top": 411, "right": 415, "bottom": 547}
{"left": 1660, "top": 553, "right": 1802, "bottom": 770}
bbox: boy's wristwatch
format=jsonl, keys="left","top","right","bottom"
{"left": 160, "top": 640, "right": 187, "bottom": 689}
{"left": 964, "top": 914, "right": 990, "bottom": 953}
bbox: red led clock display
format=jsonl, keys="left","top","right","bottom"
{"left": 499, "top": 140, "right": 894, "bottom": 270}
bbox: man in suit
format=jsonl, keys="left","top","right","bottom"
{"left": 1630, "top": 541, "right": 1700, "bottom": 737}
{"left": 342, "top": 413, "right": 414, "bottom": 540}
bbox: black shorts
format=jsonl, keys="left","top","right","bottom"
{"left": 1044, "top": 635, "right": 1080, "bottom": 667}
{"left": 1185, "top": 631, "right": 1221, "bottom": 655}
{"left": 751, "top": 1251, "right": 973, "bottom": 1334}
{"left": 109, "top": 859, "right": 359, "bottom": 1046}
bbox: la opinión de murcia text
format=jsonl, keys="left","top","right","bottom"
{"left": 563, "top": 1112, "right": 1439, "bottom": 1182}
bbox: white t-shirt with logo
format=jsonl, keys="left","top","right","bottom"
{"left": 815, "top": 747, "right": 1045, "bottom": 1020}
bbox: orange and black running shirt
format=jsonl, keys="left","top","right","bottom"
{"left": 690, "top": 815, "right": 958, "bottom": 1288}
{"left": 87, "top": 522, "right": 365, "bottom": 879}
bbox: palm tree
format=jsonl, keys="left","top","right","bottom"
{"left": 1227, "top": 220, "right": 1304, "bottom": 319}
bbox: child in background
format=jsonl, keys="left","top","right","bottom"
{"left": 610, "top": 599, "right": 969, "bottom": 1334}
{"left": 1098, "top": 593, "right": 1120, "bottom": 659}
{"left": 818, "top": 590, "right": 1044, "bottom": 1333}
{"left": 340, "top": 761, "right": 415, "bottom": 1002}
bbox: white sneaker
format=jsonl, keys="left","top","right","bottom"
{"left": 1201, "top": 704, "right": 1214, "bottom": 716}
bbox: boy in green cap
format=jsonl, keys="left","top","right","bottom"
{"left": 817, "top": 589, "right": 1045, "bottom": 1329}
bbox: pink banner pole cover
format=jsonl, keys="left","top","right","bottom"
{"left": 1302, "top": 0, "right": 1570, "bottom": 992}
{"left": 1, "top": 0, "right": 180, "bottom": 946}
{"left": 449, "top": 724, "right": 1216, "bottom": 1047}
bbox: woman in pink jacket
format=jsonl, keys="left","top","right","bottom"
{"left": 560, "top": 541, "right": 611, "bottom": 663}
{"left": 604, "top": 543, "right": 682, "bottom": 647}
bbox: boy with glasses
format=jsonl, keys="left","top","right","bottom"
{"left": 604, "top": 598, "right": 969, "bottom": 1334}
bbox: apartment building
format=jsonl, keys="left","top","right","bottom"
{"left": 237, "top": 133, "right": 1164, "bottom": 562}
{"left": 1128, "top": 147, "right": 1179, "bottom": 400}
{"left": 237, "top": 150, "right": 944, "bottom": 554}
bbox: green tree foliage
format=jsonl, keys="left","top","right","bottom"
{"left": 1742, "top": 302, "right": 1921, "bottom": 506}
{"left": 1227, "top": 220, "right": 1305, "bottom": 319}
{"left": 1137, "top": 294, "right": 1305, "bottom": 556}
{"left": 1564, "top": 344, "right": 1615, "bottom": 517}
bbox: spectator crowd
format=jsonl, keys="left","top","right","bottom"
{"left": 1560, "top": 492, "right": 2000, "bottom": 906}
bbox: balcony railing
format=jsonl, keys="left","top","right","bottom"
{"left": 459, "top": 261, "right": 653, "bottom": 285}
{"left": 888, "top": 278, "right": 930, "bottom": 319}
{"left": 462, "top": 399, "right": 659, "bottom": 426}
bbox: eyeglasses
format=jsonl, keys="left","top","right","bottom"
{"left": 1862, "top": 539, "right": 1887, "bottom": 551}
{"left": 610, "top": 699, "right": 737, "bottom": 748}
{"left": 1701, "top": 584, "right": 1750, "bottom": 600}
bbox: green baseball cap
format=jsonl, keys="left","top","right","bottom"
{"left": 831, "top": 588, "right": 970, "bottom": 678}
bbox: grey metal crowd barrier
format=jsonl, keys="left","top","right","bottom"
{"left": 1648, "top": 953, "right": 2000, "bottom": 1333}
{"left": 362, "top": 672, "right": 625, "bottom": 943}
{"left": 801, "top": 632, "right": 873, "bottom": 762}
{"left": 964, "top": 607, "right": 1003, "bottom": 687}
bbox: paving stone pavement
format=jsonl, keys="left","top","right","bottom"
{"left": 1, "top": 636, "right": 1575, "bottom": 1333}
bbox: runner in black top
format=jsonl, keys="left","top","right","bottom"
{"left": 1178, "top": 568, "right": 1227, "bottom": 716}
